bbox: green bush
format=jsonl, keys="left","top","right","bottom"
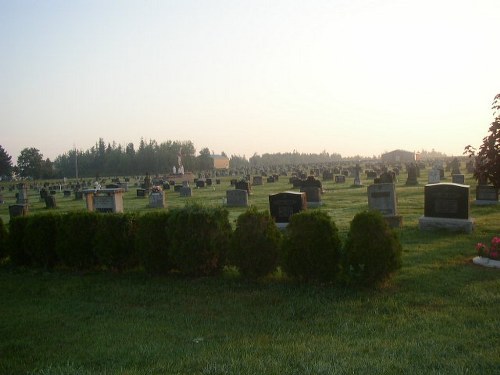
{"left": 282, "top": 210, "right": 342, "bottom": 282}
{"left": 135, "top": 211, "right": 173, "bottom": 275}
{"left": 23, "top": 214, "right": 60, "bottom": 270}
{"left": 344, "top": 210, "right": 402, "bottom": 285}
{"left": 56, "top": 212, "right": 99, "bottom": 271}
{"left": 6, "top": 216, "right": 31, "bottom": 266}
{"left": 168, "top": 205, "right": 231, "bottom": 277}
{"left": 0, "top": 217, "right": 7, "bottom": 260}
{"left": 94, "top": 213, "right": 138, "bottom": 271}
{"left": 229, "top": 207, "right": 282, "bottom": 278}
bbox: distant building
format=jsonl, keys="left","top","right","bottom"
{"left": 381, "top": 149, "right": 415, "bottom": 164}
{"left": 211, "top": 155, "right": 230, "bottom": 169}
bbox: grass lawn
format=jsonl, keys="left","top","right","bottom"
{"left": 0, "top": 170, "right": 499, "bottom": 374}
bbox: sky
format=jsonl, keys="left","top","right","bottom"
{"left": 1, "top": 0, "right": 499, "bottom": 164}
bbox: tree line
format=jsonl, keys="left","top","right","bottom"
{"left": 0, "top": 138, "right": 348, "bottom": 180}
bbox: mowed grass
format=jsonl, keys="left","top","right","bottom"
{"left": 0, "top": 171, "right": 499, "bottom": 374}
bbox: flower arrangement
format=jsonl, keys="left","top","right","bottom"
{"left": 150, "top": 185, "right": 163, "bottom": 193}
{"left": 476, "top": 237, "right": 500, "bottom": 260}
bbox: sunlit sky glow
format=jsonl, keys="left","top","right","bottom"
{"left": 1, "top": 0, "right": 499, "bottom": 163}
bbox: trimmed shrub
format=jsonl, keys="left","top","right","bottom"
{"left": 168, "top": 205, "right": 231, "bottom": 277}
{"left": 7, "top": 216, "right": 31, "bottom": 266}
{"left": 229, "top": 207, "right": 282, "bottom": 278}
{"left": 56, "top": 212, "right": 99, "bottom": 271}
{"left": 23, "top": 214, "right": 60, "bottom": 270}
{"left": 282, "top": 210, "right": 342, "bottom": 282}
{"left": 344, "top": 210, "right": 402, "bottom": 285}
{"left": 94, "top": 213, "right": 138, "bottom": 271}
{"left": 0, "top": 217, "right": 7, "bottom": 260}
{"left": 135, "top": 211, "right": 173, "bottom": 275}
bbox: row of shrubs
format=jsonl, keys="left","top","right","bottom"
{"left": 0, "top": 206, "right": 402, "bottom": 285}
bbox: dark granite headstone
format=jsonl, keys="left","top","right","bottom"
{"left": 475, "top": 185, "right": 499, "bottom": 202}
{"left": 226, "top": 189, "right": 248, "bottom": 207}
{"left": 335, "top": 175, "right": 346, "bottom": 183}
{"left": 9, "top": 204, "right": 28, "bottom": 219}
{"left": 451, "top": 174, "right": 465, "bottom": 184}
{"left": 235, "top": 180, "right": 251, "bottom": 194}
{"left": 137, "top": 188, "right": 146, "bottom": 197}
{"left": 252, "top": 176, "right": 263, "bottom": 186}
{"left": 424, "top": 183, "right": 469, "bottom": 219}
{"left": 269, "top": 192, "right": 307, "bottom": 223}
{"left": 322, "top": 171, "right": 334, "bottom": 181}
{"left": 196, "top": 180, "right": 206, "bottom": 188}
{"left": 405, "top": 163, "right": 418, "bottom": 185}
{"left": 45, "top": 195, "right": 57, "bottom": 208}
{"left": 180, "top": 187, "right": 192, "bottom": 197}
{"left": 300, "top": 186, "right": 322, "bottom": 206}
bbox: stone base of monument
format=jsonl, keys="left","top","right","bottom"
{"left": 472, "top": 256, "right": 500, "bottom": 269}
{"left": 383, "top": 215, "right": 403, "bottom": 229}
{"left": 275, "top": 222, "right": 288, "bottom": 230}
{"left": 474, "top": 199, "right": 499, "bottom": 206}
{"left": 418, "top": 216, "right": 474, "bottom": 233}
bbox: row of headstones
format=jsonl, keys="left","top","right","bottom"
{"left": 266, "top": 182, "right": 490, "bottom": 233}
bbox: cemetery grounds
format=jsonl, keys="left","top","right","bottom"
{"left": 0, "top": 170, "right": 499, "bottom": 374}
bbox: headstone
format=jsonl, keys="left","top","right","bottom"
{"left": 267, "top": 176, "right": 275, "bottom": 183}
{"left": 206, "top": 178, "right": 212, "bottom": 186}
{"left": 63, "top": 190, "right": 71, "bottom": 197}
{"left": 235, "top": 180, "right": 251, "bottom": 195}
{"left": 367, "top": 183, "right": 402, "bottom": 228}
{"left": 452, "top": 174, "right": 465, "bottom": 184}
{"left": 9, "top": 204, "right": 28, "bottom": 219}
{"left": 439, "top": 168, "right": 445, "bottom": 179}
{"left": 376, "top": 171, "right": 395, "bottom": 184}
{"left": 180, "top": 186, "right": 192, "bottom": 197}
{"left": 353, "top": 164, "right": 362, "bottom": 186}
{"left": 269, "top": 191, "right": 307, "bottom": 226}
{"left": 322, "top": 171, "right": 334, "bottom": 181}
{"left": 226, "top": 189, "right": 249, "bottom": 207}
{"left": 149, "top": 191, "right": 166, "bottom": 208}
{"left": 302, "top": 176, "right": 323, "bottom": 191}
{"left": 44, "top": 194, "right": 56, "bottom": 208}
{"left": 405, "top": 163, "right": 418, "bottom": 185}
{"left": 174, "top": 185, "right": 182, "bottom": 192}
{"left": 196, "top": 180, "right": 206, "bottom": 188}
{"left": 74, "top": 191, "right": 83, "bottom": 200}
{"left": 475, "top": 185, "right": 499, "bottom": 205}
{"left": 419, "top": 183, "right": 474, "bottom": 233}
{"left": 16, "top": 184, "right": 28, "bottom": 204}
{"left": 335, "top": 175, "right": 346, "bottom": 184}
{"left": 450, "top": 158, "right": 461, "bottom": 175}
{"left": 252, "top": 176, "right": 263, "bottom": 186}
{"left": 300, "top": 186, "right": 322, "bottom": 207}
{"left": 136, "top": 188, "right": 146, "bottom": 197}
{"left": 428, "top": 169, "right": 440, "bottom": 184}
{"left": 83, "top": 188, "right": 125, "bottom": 213}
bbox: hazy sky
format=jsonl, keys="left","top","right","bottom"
{"left": 1, "top": 0, "right": 499, "bottom": 163}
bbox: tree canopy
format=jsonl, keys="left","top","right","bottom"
{"left": 464, "top": 94, "right": 500, "bottom": 188}
{"left": 0, "top": 145, "right": 13, "bottom": 177}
